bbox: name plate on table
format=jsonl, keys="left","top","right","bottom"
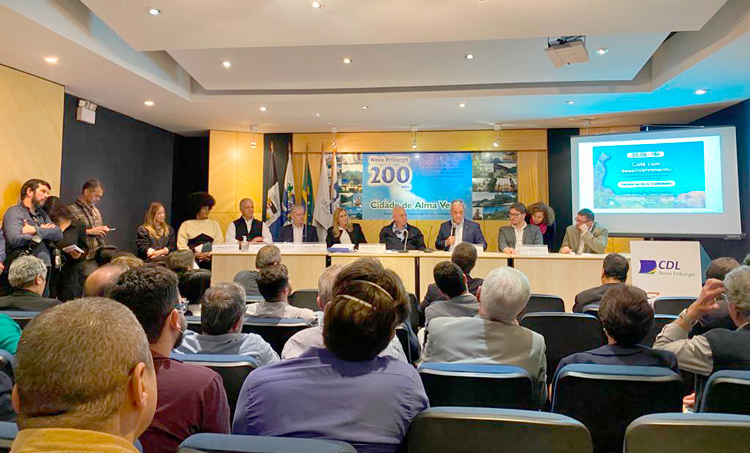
{"left": 358, "top": 244, "right": 387, "bottom": 253}
{"left": 328, "top": 244, "right": 356, "bottom": 253}
{"left": 212, "top": 244, "right": 244, "bottom": 253}
{"left": 274, "top": 243, "right": 328, "bottom": 253}
{"left": 519, "top": 245, "right": 549, "bottom": 256}
{"left": 474, "top": 244, "right": 484, "bottom": 255}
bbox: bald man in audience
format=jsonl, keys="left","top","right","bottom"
{"left": 11, "top": 297, "right": 156, "bottom": 453}
{"left": 379, "top": 207, "right": 425, "bottom": 251}
{"left": 111, "top": 266, "right": 230, "bottom": 453}
{"left": 84, "top": 263, "right": 127, "bottom": 297}
{"left": 282, "top": 265, "right": 408, "bottom": 362}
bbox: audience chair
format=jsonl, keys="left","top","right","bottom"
{"left": 185, "top": 315, "right": 201, "bottom": 333}
{"left": 653, "top": 296, "right": 697, "bottom": 316}
{"left": 520, "top": 294, "right": 565, "bottom": 316}
{"left": 641, "top": 315, "right": 677, "bottom": 347}
{"left": 172, "top": 353, "right": 257, "bottom": 419}
{"left": 178, "top": 433, "right": 357, "bottom": 453}
{"left": 395, "top": 323, "right": 420, "bottom": 365}
{"left": 289, "top": 290, "right": 319, "bottom": 311}
{"left": 0, "top": 421, "right": 16, "bottom": 453}
{"left": 408, "top": 293, "right": 423, "bottom": 331}
{"left": 418, "top": 363, "right": 535, "bottom": 409}
{"left": 552, "top": 364, "right": 683, "bottom": 453}
{"left": 520, "top": 313, "right": 606, "bottom": 383}
{"left": 700, "top": 370, "right": 750, "bottom": 415}
{"left": 407, "top": 407, "right": 592, "bottom": 453}
{"left": 179, "top": 269, "right": 212, "bottom": 305}
{"left": 624, "top": 413, "right": 750, "bottom": 453}
{"left": 242, "top": 317, "right": 312, "bottom": 355}
{"left": 2, "top": 311, "right": 38, "bottom": 329}
{"left": 245, "top": 295, "right": 264, "bottom": 303}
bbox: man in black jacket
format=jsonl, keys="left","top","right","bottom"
{"left": 572, "top": 253, "right": 628, "bottom": 313}
{"left": 278, "top": 205, "right": 318, "bottom": 243}
{"left": 0, "top": 256, "right": 60, "bottom": 311}
{"left": 420, "top": 242, "right": 483, "bottom": 312}
{"left": 379, "top": 207, "right": 425, "bottom": 251}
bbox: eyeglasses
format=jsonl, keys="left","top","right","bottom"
{"left": 174, "top": 299, "right": 189, "bottom": 313}
{"left": 509, "top": 212, "right": 524, "bottom": 217}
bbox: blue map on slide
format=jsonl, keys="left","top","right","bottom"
{"left": 593, "top": 141, "right": 707, "bottom": 209}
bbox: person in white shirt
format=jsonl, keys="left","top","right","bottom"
{"left": 498, "top": 203, "right": 543, "bottom": 254}
{"left": 246, "top": 263, "right": 317, "bottom": 324}
{"left": 225, "top": 198, "right": 273, "bottom": 244}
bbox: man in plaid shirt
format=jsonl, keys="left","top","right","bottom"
{"left": 68, "top": 179, "right": 110, "bottom": 279}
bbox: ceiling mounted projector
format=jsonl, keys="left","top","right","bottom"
{"left": 545, "top": 36, "right": 590, "bottom": 68}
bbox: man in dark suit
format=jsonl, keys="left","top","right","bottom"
{"left": 379, "top": 207, "right": 425, "bottom": 251}
{"left": 0, "top": 255, "right": 60, "bottom": 311}
{"left": 498, "top": 203, "right": 543, "bottom": 254}
{"left": 572, "top": 253, "right": 628, "bottom": 313}
{"left": 421, "top": 243, "right": 484, "bottom": 311}
{"left": 278, "top": 205, "right": 319, "bottom": 243}
{"left": 435, "top": 200, "right": 487, "bottom": 251}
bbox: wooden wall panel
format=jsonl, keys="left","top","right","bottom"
{"left": 208, "top": 130, "right": 264, "bottom": 233}
{"left": 517, "top": 150, "right": 549, "bottom": 204}
{"left": 0, "top": 65, "right": 63, "bottom": 215}
{"left": 293, "top": 129, "right": 547, "bottom": 153}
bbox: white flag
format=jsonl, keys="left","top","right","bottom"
{"left": 313, "top": 153, "right": 333, "bottom": 230}
{"left": 282, "top": 151, "right": 296, "bottom": 226}
{"left": 330, "top": 150, "right": 340, "bottom": 213}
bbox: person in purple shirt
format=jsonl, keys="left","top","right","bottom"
{"left": 233, "top": 258, "right": 428, "bottom": 453}
{"left": 553, "top": 284, "right": 678, "bottom": 384}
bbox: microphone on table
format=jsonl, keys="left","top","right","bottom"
{"left": 423, "top": 226, "right": 435, "bottom": 253}
{"left": 398, "top": 228, "right": 409, "bottom": 253}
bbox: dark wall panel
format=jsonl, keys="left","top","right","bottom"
{"left": 61, "top": 94, "right": 175, "bottom": 253}
{"left": 172, "top": 134, "right": 209, "bottom": 230}
{"left": 547, "top": 128, "right": 579, "bottom": 251}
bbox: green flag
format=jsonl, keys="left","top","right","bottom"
{"left": 302, "top": 152, "right": 315, "bottom": 225}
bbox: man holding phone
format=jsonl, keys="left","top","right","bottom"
{"left": 68, "top": 179, "right": 111, "bottom": 279}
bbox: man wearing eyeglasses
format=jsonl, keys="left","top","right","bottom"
{"left": 498, "top": 203, "right": 542, "bottom": 254}
{"left": 111, "top": 266, "right": 230, "bottom": 453}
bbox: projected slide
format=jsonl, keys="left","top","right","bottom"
{"left": 578, "top": 136, "right": 724, "bottom": 214}
{"left": 593, "top": 141, "right": 706, "bottom": 209}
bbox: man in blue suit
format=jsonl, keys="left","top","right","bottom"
{"left": 277, "top": 205, "right": 319, "bottom": 243}
{"left": 435, "top": 200, "right": 487, "bottom": 251}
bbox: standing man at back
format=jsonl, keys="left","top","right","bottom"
{"left": 3, "top": 179, "right": 63, "bottom": 290}
{"left": 225, "top": 198, "right": 272, "bottom": 244}
{"left": 111, "top": 265, "right": 230, "bottom": 453}
{"left": 68, "top": 179, "right": 110, "bottom": 279}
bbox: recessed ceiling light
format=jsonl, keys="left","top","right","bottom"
{"left": 144, "top": 100, "right": 155, "bottom": 106}
{"left": 315, "top": 113, "right": 321, "bottom": 117}
{"left": 464, "top": 54, "right": 474, "bottom": 60}
{"left": 566, "top": 100, "right": 575, "bottom": 105}
{"left": 222, "top": 61, "right": 231, "bottom": 68}
{"left": 147, "top": 7, "right": 161, "bottom": 16}
{"left": 459, "top": 103, "right": 466, "bottom": 108}
{"left": 342, "top": 57, "right": 352, "bottom": 64}
{"left": 694, "top": 89, "right": 708, "bottom": 95}
{"left": 595, "top": 48, "right": 609, "bottom": 55}
{"left": 311, "top": 1, "right": 323, "bottom": 8}
{"left": 259, "top": 106, "right": 268, "bottom": 112}
{"left": 361, "top": 105, "right": 369, "bottom": 110}
{"left": 44, "top": 57, "right": 59, "bottom": 64}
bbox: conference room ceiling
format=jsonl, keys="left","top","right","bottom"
{"left": 0, "top": 0, "right": 748, "bottom": 134}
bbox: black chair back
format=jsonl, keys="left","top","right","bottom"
{"left": 3, "top": 311, "right": 37, "bottom": 329}
{"left": 552, "top": 364, "right": 683, "bottom": 453}
{"left": 418, "top": 363, "right": 535, "bottom": 409}
{"left": 178, "top": 433, "right": 357, "bottom": 453}
{"left": 520, "top": 313, "right": 606, "bottom": 382}
{"left": 653, "top": 297, "right": 697, "bottom": 316}
{"left": 172, "top": 353, "right": 256, "bottom": 420}
{"left": 241, "top": 317, "right": 312, "bottom": 355}
{"left": 641, "top": 315, "right": 677, "bottom": 347}
{"left": 408, "top": 293, "right": 423, "bottom": 331}
{"left": 521, "top": 294, "right": 565, "bottom": 316}
{"left": 701, "top": 370, "right": 750, "bottom": 415}
{"left": 289, "top": 290, "right": 319, "bottom": 311}
{"left": 407, "top": 407, "right": 592, "bottom": 453}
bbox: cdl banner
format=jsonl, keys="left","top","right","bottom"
{"left": 362, "top": 153, "right": 472, "bottom": 220}
{"left": 630, "top": 241, "right": 702, "bottom": 300}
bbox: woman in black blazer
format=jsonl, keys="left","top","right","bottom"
{"left": 326, "top": 207, "right": 367, "bottom": 248}
{"left": 136, "top": 202, "right": 177, "bottom": 262}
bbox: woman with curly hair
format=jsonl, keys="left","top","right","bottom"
{"left": 526, "top": 201, "right": 557, "bottom": 249}
{"left": 176, "top": 192, "right": 224, "bottom": 266}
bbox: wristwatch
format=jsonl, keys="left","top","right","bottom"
{"left": 678, "top": 309, "right": 697, "bottom": 327}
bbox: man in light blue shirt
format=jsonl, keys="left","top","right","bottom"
{"left": 176, "top": 282, "right": 279, "bottom": 366}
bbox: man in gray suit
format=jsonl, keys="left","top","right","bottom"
{"left": 498, "top": 203, "right": 543, "bottom": 254}
{"left": 560, "top": 208, "right": 609, "bottom": 254}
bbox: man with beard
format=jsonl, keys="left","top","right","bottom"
{"left": 3, "top": 179, "right": 63, "bottom": 288}
{"left": 68, "top": 179, "right": 111, "bottom": 278}
{"left": 111, "top": 265, "right": 230, "bottom": 453}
